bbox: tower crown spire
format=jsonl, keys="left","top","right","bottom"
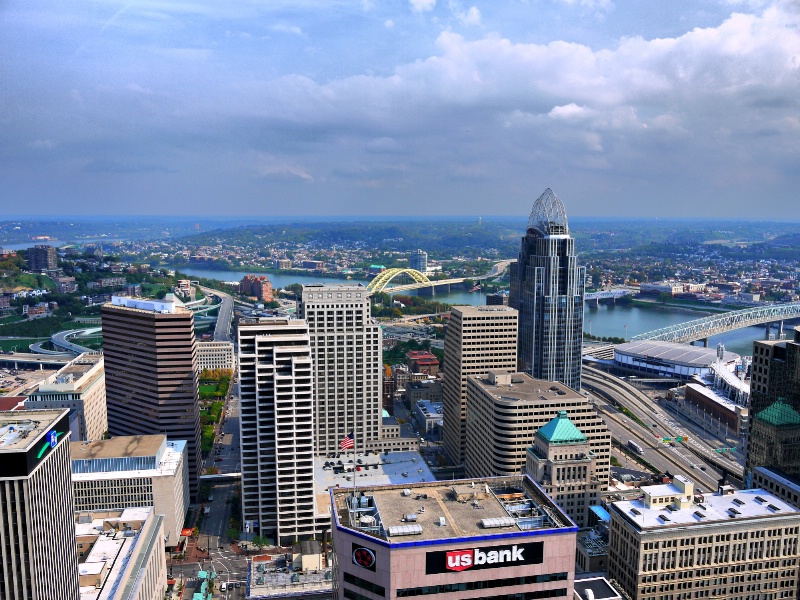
{"left": 527, "top": 188, "right": 569, "bottom": 236}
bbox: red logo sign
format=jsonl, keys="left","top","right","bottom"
{"left": 445, "top": 549, "right": 474, "bottom": 571}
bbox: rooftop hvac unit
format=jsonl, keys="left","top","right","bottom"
{"left": 480, "top": 517, "right": 516, "bottom": 529}
{"left": 402, "top": 489, "right": 412, "bottom": 496}
{"left": 404, "top": 514, "right": 418, "bottom": 522}
{"left": 387, "top": 524, "right": 423, "bottom": 537}
{"left": 438, "top": 517, "right": 446, "bottom": 527}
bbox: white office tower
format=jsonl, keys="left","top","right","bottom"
{"left": 442, "top": 305, "right": 519, "bottom": 465}
{"left": 238, "top": 318, "right": 320, "bottom": 545}
{"left": 299, "top": 285, "right": 383, "bottom": 454}
{"left": 0, "top": 409, "right": 80, "bottom": 600}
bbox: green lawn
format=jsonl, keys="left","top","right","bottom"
{"left": 199, "top": 384, "right": 218, "bottom": 395}
{"left": 0, "top": 338, "right": 42, "bottom": 352}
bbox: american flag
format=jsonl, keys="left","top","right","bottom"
{"left": 340, "top": 431, "right": 355, "bottom": 451}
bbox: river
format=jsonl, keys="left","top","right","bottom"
{"left": 174, "top": 265, "right": 788, "bottom": 357}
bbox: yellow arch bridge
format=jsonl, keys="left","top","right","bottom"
{"left": 366, "top": 268, "right": 467, "bottom": 294}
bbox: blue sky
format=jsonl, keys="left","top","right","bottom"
{"left": 1, "top": 0, "right": 799, "bottom": 218}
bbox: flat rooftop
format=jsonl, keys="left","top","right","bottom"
{"left": 451, "top": 304, "right": 517, "bottom": 316}
{"left": 470, "top": 372, "right": 586, "bottom": 404}
{"left": 613, "top": 488, "right": 800, "bottom": 530}
{"left": 315, "top": 451, "right": 435, "bottom": 501}
{"left": 0, "top": 409, "right": 68, "bottom": 451}
{"left": 332, "top": 476, "right": 575, "bottom": 544}
{"left": 71, "top": 435, "right": 165, "bottom": 461}
{"left": 616, "top": 340, "right": 739, "bottom": 367}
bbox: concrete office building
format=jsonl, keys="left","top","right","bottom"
{"left": 510, "top": 189, "right": 586, "bottom": 391}
{"left": 331, "top": 476, "right": 577, "bottom": 600}
{"left": 197, "top": 340, "right": 236, "bottom": 373}
{"left": 299, "top": 284, "right": 386, "bottom": 454}
{"left": 70, "top": 435, "right": 188, "bottom": 547}
{"left": 525, "top": 411, "right": 602, "bottom": 528}
{"left": 608, "top": 476, "right": 800, "bottom": 600}
{"left": 26, "top": 244, "right": 58, "bottom": 271}
{"left": 0, "top": 409, "right": 80, "bottom": 600}
{"left": 101, "top": 295, "right": 202, "bottom": 498}
{"left": 25, "top": 352, "right": 107, "bottom": 442}
{"left": 409, "top": 248, "right": 428, "bottom": 273}
{"left": 238, "top": 318, "right": 322, "bottom": 544}
{"left": 442, "top": 304, "right": 518, "bottom": 465}
{"left": 76, "top": 507, "right": 166, "bottom": 600}
{"left": 465, "top": 371, "right": 610, "bottom": 486}
{"left": 748, "top": 326, "right": 800, "bottom": 487}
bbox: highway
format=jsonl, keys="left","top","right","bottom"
{"left": 583, "top": 366, "right": 744, "bottom": 488}
{"left": 199, "top": 286, "right": 234, "bottom": 342}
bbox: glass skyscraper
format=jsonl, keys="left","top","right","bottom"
{"left": 510, "top": 188, "right": 586, "bottom": 391}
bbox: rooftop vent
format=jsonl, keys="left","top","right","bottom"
{"left": 768, "top": 504, "right": 781, "bottom": 512}
{"left": 387, "top": 524, "right": 423, "bottom": 537}
{"left": 631, "top": 508, "right": 641, "bottom": 516}
{"left": 694, "top": 510, "right": 706, "bottom": 519}
{"left": 732, "top": 498, "right": 745, "bottom": 506}
{"left": 481, "top": 517, "right": 517, "bottom": 529}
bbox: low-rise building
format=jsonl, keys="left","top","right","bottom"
{"left": 25, "top": 353, "right": 107, "bottom": 442}
{"left": 413, "top": 399, "right": 444, "bottom": 435}
{"left": 404, "top": 379, "right": 443, "bottom": 404}
{"left": 76, "top": 507, "right": 167, "bottom": 600}
{"left": 331, "top": 476, "right": 578, "bottom": 600}
{"left": 71, "top": 435, "right": 189, "bottom": 547}
{"left": 406, "top": 350, "right": 440, "bottom": 376}
{"left": 607, "top": 476, "right": 800, "bottom": 600}
{"left": 197, "top": 340, "right": 236, "bottom": 372}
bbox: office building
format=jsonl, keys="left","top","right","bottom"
{"left": 238, "top": 318, "right": 321, "bottom": 544}
{"left": 197, "top": 340, "right": 236, "bottom": 372}
{"left": 510, "top": 188, "right": 586, "bottom": 391}
{"left": 71, "top": 435, "right": 188, "bottom": 547}
{"left": 76, "top": 507, "right": 166, "bottom": 600}
{"left": 331, "top": 476, "right": 577, "bottom": 600}
{"left": 298, "top": 284, "right": 384, "bottom": 454}
{"left": 607, "top": 476, "right": 800, "bottom": 600}
{"left": 442, "top": 304, "right": 518, "bottom": 465}
{"left": 0, "top": 409, "right": 80, "bottom": 599}
{"left": 406, "top": 350, "right": 439, "bottom": 376}
{"left": 25, "top": 353, "right": 107, "bottom": 442}
{"left": 101, "top": 295, "right": 202, "bottom": 498}
{"left": 26, "top": 244, "right": 58, "bottom": 271}
{"left": 747, "top": 325, "right": 800, "bottom": 487}
{"left": 525, "top": 411, "right": 602, "bottom": 528}
{"left": 465, "top": 371, "right": 610, "bottom": 486}
{"left": 409, "top": 248, "right": 428, "bottom": 273}
{"left": 751, "top": 466, "right": 800, "bottom": 508}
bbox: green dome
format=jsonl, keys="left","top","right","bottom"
{"left": 536, "top": 410, "right": 587, "bottom": 445}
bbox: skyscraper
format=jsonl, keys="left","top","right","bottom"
{"left": 409, "top": 248, "right": 428, "bottom": 273}
{"left": 101, "top": 295, "right": 202, "bottom": 498}
{"left": 442, "top": 305, "right": 518, "bottom": 465}
{"left": 298, "top": 284, "right": 383, "bottom": 455}
{"left": 510, "top": 188, "right": 586, "bottom": 391}
{"left": 26, "top": 244, "right": 58, "bottom": 271}
{"left": 237, "top": 318, "right": 320, "bottom": 544}
{"left": 747, "top": 325, "right": 800, "bottom": 486}
{"left": 0, "top": 409, "right": 80, "bottom": 599}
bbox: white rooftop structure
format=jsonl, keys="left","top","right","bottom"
{"left": 110, "top": 294, "right": 184, "bottom": 314}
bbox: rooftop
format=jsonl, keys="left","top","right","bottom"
{"left": 70, "top": 435, "right": 165, "bottom": 461}
{"left": 536, "top": 410, "right": 587, "bottom": 445}
{"left": 451, "top": 304, "right": 518, "bottom": 316}
{"left": 332, "top": 476, "right": 575, "bottom": 545}
{"left": 107, "top": 294, "right": 188, "bottom": 315}
{"left": 0, "top": 409, "right": 68, "bottom": 452}
{"left": 612, "top": 486, "right": 800, "bottom": 531}
{"left": 754, "top": 400, "right": 800, "bottom": 427}
{"left": 471, "top": 371, "right": 585, "bottom": 405}
{"left": 616, "top": 340, "right": 740, "bottom": 367}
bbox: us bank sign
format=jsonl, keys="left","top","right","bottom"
{"left": 425, "top": 541, "right": 543, "bottom": 575}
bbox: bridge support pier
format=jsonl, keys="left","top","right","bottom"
{"left": 765, "top": 322, "right": 772, "bottom": 340}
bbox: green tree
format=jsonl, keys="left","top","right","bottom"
{"left": 252, "top": 535, "right": 269, "bottom": 552}
{"left": 226, "top": 527, "right": 240, "bottom": 541}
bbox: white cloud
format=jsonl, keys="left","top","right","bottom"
{"left": 449, "top": 1, "right": 481, "bottom": 26}
{"left": 270, "top": 23, "right": 304, "bottom": 36}
{"left": 28, "top": 139, "right": 56, "bottom": 149}
{"left": 384, "top": 19, "right": 395, "bottom": 28}
{"left": 410, "top": 0, "right": 436, "bottom": 12}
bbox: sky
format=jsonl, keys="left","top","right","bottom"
{"left": 1, "top": 0, "right": 799, "bottom": 219}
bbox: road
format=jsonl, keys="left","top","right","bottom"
{"left": 583, "top": 366, "right": 744, "bottom": 488}
{"left": 199, "top": 285, "right": 234, "bottom": 342}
